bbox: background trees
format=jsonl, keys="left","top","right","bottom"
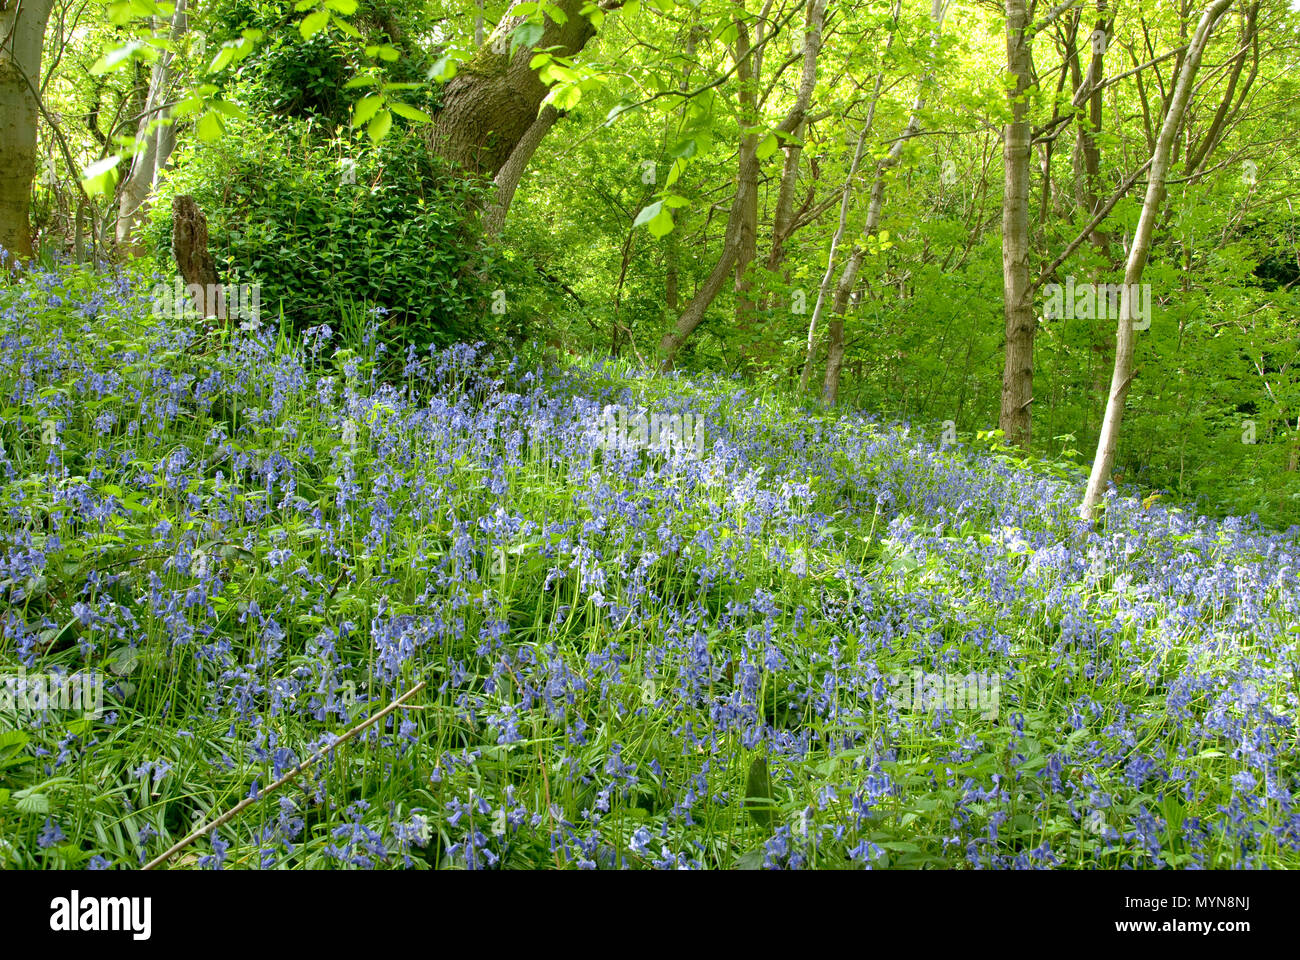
{"left": 5, "top": 0, "right": 1299, "bottom": 524}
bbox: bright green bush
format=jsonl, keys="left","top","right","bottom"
{"left": 142, "top": 120, "right": 495, "bottom": 350}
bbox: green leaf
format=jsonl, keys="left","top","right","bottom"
{"left": 367, "top": 109, "right": 393, "bottom": 143}
{"left": 670, "top": 138, "right": 697, "bottom": 159}
{"left": 81, "top": 156, "right": 123, "bottom": 196}
{"left": 14, "top": 791, "right": 49, "bottom": 816}
{"left": 550, "top": 83, "right": 582, "bottom": 110}
{"left": 209, "top": 100, "right": 247, "bottom": 120}
{"left": 734, "top": 849, "right": 765, "bottom": 870}
{"left": 353, "top": 94, "right": 383, "bottom": 126}
{"left": 299, "top": 9, "right": 330, "bottom": 38}
{"left": 647, "top": 208, "right": 674, "bottom": 238}
{"left": 208, "top": 46, "right": 236, "bottom": 73}
{"left": 390, "top": 103, "right": 432, "bottom": 123}
{"left": 632, "top": 201, "right": 663, "bottom": 228}
{"left": 756, "top": 132, "right": 780, "bottom": 161}
{"left": 427, "top": 56, "right": 457, "bottom": 82}
{"left": 90, "top": 40, "right": 146, "bottom": 76}
{"left": 332, "top": 15, "right": 361, "bottom": 38}
{"left": 0, "top": 731, "right": 29, "bottom": 762}
{"left": 196, "top": 109, "right": 225, "bottom": 142}
{"left": 744, "top": 754, "right": 775, "bottom": 829}
{"left": 511, "top": 20, "right": 545, "bottom": 54}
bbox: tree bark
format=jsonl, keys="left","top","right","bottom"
{"left": 171, "top": 195, "right": 221, "bottom": 317}
{"left": 482, "top": 104, "right": 559, "bottom": 237}
{"left": 1079, "top": 0, "right": 1236, "bottom": 521}
{"left": 427, "top": 0, "right": 600, "bottom": 179}
{"left": 658, "top": 0, "right": 824, "bottom": 371}
{"left": 0, "top": 0, "right": 55, "bottom": 263}
{"left": 818, "top": 0, "right": 946, "bottom": 405}
{"left": 116, "top": 0, "right": 188, "bottom": 255}
{"left": 997, "top": 0, "right": 1036, "bottom": 449}
{"left": 657, "top": 4, "right": 762, "bottom": 372}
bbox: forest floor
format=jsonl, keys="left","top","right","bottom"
{"left": 1, "top": 263, "right": 1297, "bottom": 869}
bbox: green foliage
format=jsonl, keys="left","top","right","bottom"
{"left": 141, "top": 120, "right": 497, "bottom": 350}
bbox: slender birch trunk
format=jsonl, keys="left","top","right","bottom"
{"left": 1079, "top": 0, "right": 1236, "bottom": 520}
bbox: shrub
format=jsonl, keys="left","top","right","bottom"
{"left": 142, "top": 119, "right": 495, "bottom": 350}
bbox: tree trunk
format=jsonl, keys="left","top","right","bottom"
{"left": 427, "top": 0, "right": 599, "bottom": 179}
{"left": 1079, "top": 0, "right": 1236, "bottom": 521}
{"left": 0, "top": 0, "right": 55, "bottom": 263}
{"left": 818, "top": 0, "right": 945, "bottom": 404}
{"left": 482, "top": 104, "right": 559, "bottom": 237}
{"left": 116, "top": 0, "right": 188, "bottom": 255}
{"left": 657, "top": 6, "right": 762, "bottom": 372}
{"left": 172, "top": 195, "right": 221, "bottom": 317}
{"left": 997, "top": 0, "right": 1036, "bottom": 449}
{"left": 659, "top": 0, "right": 825, "bottom": 371}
